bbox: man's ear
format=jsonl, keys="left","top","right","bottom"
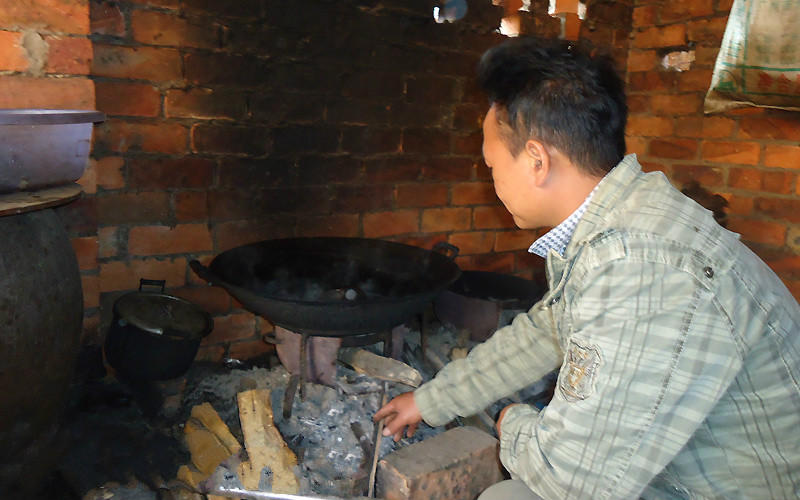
{"left": 525, "top": 140, "right": 550, "bottom": 186}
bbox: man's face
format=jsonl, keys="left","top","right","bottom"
{"left": 482, "top": 106, "right": 540, "bottom": 229}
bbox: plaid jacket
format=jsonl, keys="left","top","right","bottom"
{"left": 414, "top": 155, "right": 800, "bottom": 499}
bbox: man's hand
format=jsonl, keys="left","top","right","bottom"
{"left": 373, "top": 391, "right": 423, "bottom": 442}
{"left": 496, "top": 403, "right": 520, "bottom": 440}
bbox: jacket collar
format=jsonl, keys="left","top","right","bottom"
{"left": 562, "top": 154, "right": 642, "bottom": 259}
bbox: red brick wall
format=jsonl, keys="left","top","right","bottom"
{"left": 87, "top": 0, "right": 570, "bottom": 362}
{"left": 626, "top": 0, "right": 800, "bottom": 295}
{"left": 8, "top": 0, "right": 799, "bottom": 365}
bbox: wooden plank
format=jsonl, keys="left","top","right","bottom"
{"left": 338, "top": 347, "right": 423, "bottom": 387}
{"left": 0, "top": 183, "right": 81, "bottom": 217}
{"left": 183, "top": 402, "right": 242, "bottom": 476}
{"left": 236, "top": 389, "right": 300, "bottom": 494}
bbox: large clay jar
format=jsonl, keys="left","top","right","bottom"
{"left": 0, "top": 208, "right": 83, "bottom": 491}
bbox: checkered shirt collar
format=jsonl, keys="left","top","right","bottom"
{"left": 528, "top": 183, "right": 601, "bottom": 258}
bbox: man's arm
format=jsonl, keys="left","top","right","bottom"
{"left": 497, "top": 259, "right": 743, "bottom": 500}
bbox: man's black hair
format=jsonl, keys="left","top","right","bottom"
{"left": 477, "top": 36, "right": 627, "bottom": 176}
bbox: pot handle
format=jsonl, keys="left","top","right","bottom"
{"left": 432, "top": 241, "right": 459, "bottom": 260}
{"left": 190, "top": 259, "right": 216, "bottom": 284}
{"left": 139, "top": 278, "right": 166, "bottom": 293}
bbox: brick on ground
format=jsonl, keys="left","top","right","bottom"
{"left": 376, "top": 426, "right": 506, "bottom": 500}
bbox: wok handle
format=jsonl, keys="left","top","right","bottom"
{"left": 432, "top": 241, "right": 459, "bottom": 260}
{"left": 138, "top": 278, "right": 166, "bottom": 293}
{"left": 189, "top": 259, "right": 216, "bottom": 284}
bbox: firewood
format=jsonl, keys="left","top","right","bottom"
{"left": 236, "top": 389, "right": 300, "bottom": 493}
{"left": 183, "top": 402, "right": 242, "bottom": 475}
{"left": 338, "top": 347, "right": 423, "bottom": 387}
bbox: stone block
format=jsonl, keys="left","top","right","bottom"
{"left": 376, "top": 426, "right": 505, "bottom": 500}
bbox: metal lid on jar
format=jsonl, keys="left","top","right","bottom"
{"left": 113, "top": 292, "right": 213, "bottom": 339}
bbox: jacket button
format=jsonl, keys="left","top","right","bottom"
{"left": 549, "top": 296, "right": 560, "bottom": 305}
{"left": 703, "top": 266, "right": 714, "bottom": 278}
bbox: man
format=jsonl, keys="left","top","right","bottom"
{"left": 374, "top": 36, "right": 800, "bottom": 499}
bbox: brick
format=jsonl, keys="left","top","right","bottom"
{"left": 633, "top": 25, "right": 686, "bottom": 49}
{"left": 210, "top": 219, "right": 294, "bottom": 252}
{"left": 128, "top": 223, "right": 213, "bottom": 256}
{"left": 404, "top": 129, "right": 451, "bottom": 155}
{"left": 203, "top": 312, "right": 258, "bottom": 344}
{"left": 755, "top": 197, "right": 800, "bottom": 225}
{"left": 473, "top": 251, "right": 517, "bottom": 273}
{"left": 494, "top": 230, "right": 536, "bottom": 252}
{"left": 132, "top": 10, "right": 217, "bottom": 48}
{"left": 71, "top": 236, "right": 98, "bottom": 271}
{"left": 295, "top": 214, "right": 361, "bottom": 238}
{"left": 627, "top": 50, "right": 656, "bottom": 72}
{"left": 90, "top": 1, "right": 125, "bottom": 37}
{"left": 422, "top": 158, "right": 474, "bottom": 182}
{"left": 176, "top": 191, "right": 209, "bottom": 222}
{"left": 78, "top": 157, "right": 97, "bottom": 194}
{"left": 342, "top": 70, "right": 403, "bottom": 99}
{"left": 627, "top": 71, "right": 679, "bottom": 92}
{"left": 364, "top": 158, "right": 423, "bottom": 184}
{"left": 739, "top": 115, "right": 800, "bottom": 142}
{"left": 95, "top": 120, "right": 188, "bottom": 154}
{"left": 729, "top": 168, "right": 763, "bottom": 191}
{"left": 270, "top": 125, "right": 339, "bottom": 157}
{"left": 627, "top": 115, "right": 674, "bottom": 137}
{"left": 0, "top": 75, "right": 93, "bottom": 109}
{"left": 0, "top": 31, "right": 27, "bottom": 71}
{"left": 720, "top": 193, "right": 753, "bottom": 216}
{"left": 649, "top": 138, "right": 698, "bottom": 160}
{"left": 762, "top": 171, "right": 793, "bottom": 194}
{"left": 764, "top": 145, "right": 800, "bottom": 168}
{"left": 687, "top": 16, "right": 728, "bottom": 44}
{"left": 81, "top": 274, "right": 100, "bottom": 309}
{"left": 650, "top": 93, "right": 702, "bottom": 115}
{"left": 668, "top": 164, "right": 723, "bottom": 188}
{"left": 92, "top": 44, "right": 182, "bottom": 81}
{"left": 364, "top": 210, "right": 420, "bottom": 238}
{"left": 327, "top": 98, "right": 390, "bottom": 126}
{"left": 660, "top": 0, "right": 713, "bottom": 22}
{"left": 98, "top": 226, "right": 119, "bottom": 258}
{"left": 727, "top": 218, "right": 786, "bottom": 247}
{"left": 226, "top": 339, "right": 275, "bottom": 362}
{"left": 95, "top": 82, "right": 161, "bottom": 117}
{"left": 421, "top": 207, "right": 471, "bottom": 232}
{"left": 701, "top": 140, "right": 760, "bottom": 165}
{"left": 675, "top": 116, "right": 735, "bottom": 139}
{"left": 95, "top": 156, "right": 125, "bottom": 189}
{"left": 341, "top": 127, "right": 402, "bottom": 155}
{"left": 376, "top": 426, "right": 504, "bottom": 500}
{"left": 389, "top": 102, "right": 446, "bottom": 129}
{"left": 128, "top": 0, "right": 179, "bottom": 9}
{"left": 0, "top": 0, "right": 90, "bottom": 34}
{"left": 453, "top": 131, "right": 483, "bottom": 156}
{"left": 448, "top": 231, "right": 495, "bottom": 255}
{"left": 406, "top": 75, "right": 460, "bottom": 103}
{"left": 632, "top": 3, "right": 657, "bottom": 25}
{"left": 184, "top": 52, "right": 272, "bottom": 86}
{"left": 171, "top": 285, "right": 232, "bottom": 315}
{"left": 625, "top": 136, "right": 648, "bottom": 156}
{"left": 333, "top": 185, "right": 393, "bottom": 212}
{"left": 473, "top": 205, "right": 515, "bottom": 230}
{"left": 208, "top": 187, "right": 331, "bottom": 219}
{"left": 677, "top": 69, "right": 713, "bottom": 92}
{"left": 96, "top": 191, "right": 170, "bottom": 225}
{"left": 395, "top": 183, "right": 448, "bottom": 208}
{"left": 627, "top": 96, "right": 651, "bottom": 115}
{"left": 44, "top": 35, "right": 91, "bottom": 74}
{"left": 128, "top": 157, "right": 214, "bottom": 189}
{"left": 165, "top": 88, "right": 248, "bottom": 120}
{"left": 99, "top": 257, "right": 188, "bottom": 293}
{"left": 451, "top": 182, "right": 498, "bottom": 205}
{"left": 225, "top": 157, "right": 296, "bottom": 188}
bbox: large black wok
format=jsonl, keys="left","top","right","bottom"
{"left": 190, "top": 237, "right": 461, "bottom": 336}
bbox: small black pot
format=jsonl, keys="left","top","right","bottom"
{"left": 104, "top": 279, "right": 214, "bottom": 381}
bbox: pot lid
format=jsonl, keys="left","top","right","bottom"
{"left": 114, "top": 292, "right": 212, "bottom": 339}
